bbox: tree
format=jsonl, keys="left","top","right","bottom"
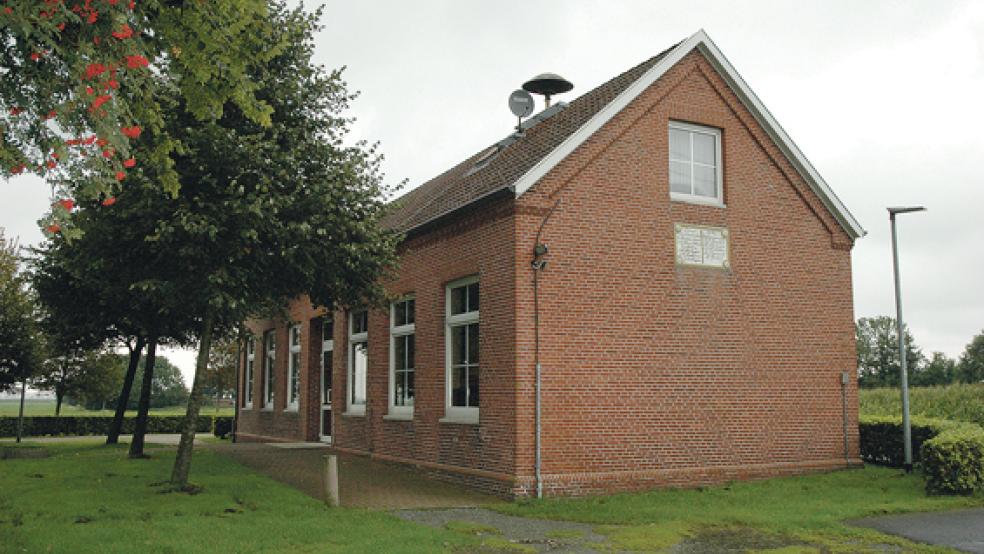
{"left": 911, "top": 351, "right": 956, "bottom": 387}
{"left": 0, "top": 228, "right": 43, "bottom": 393}
{"left": 2, "top": 0, "right": 284, "bottom": 220}
{"left": 36, "top": 344, "right": 87, "bottom": 416}
{"left": 126, "top": 355, "right": 187, "bottom": 409}
{"left": 856, "top": 316, "right": 924, "bottom": 388}
{"left": 205, "top": 332, "right": 240, "bottom": 410}
{"left": 73, "top": 351, "right": 126, "bottom": 410}
{"left": 957, "top": 331, "right": 984, "bottom": 384}
{"left": 158, "top": 3, "right": 400, "bottom": 488}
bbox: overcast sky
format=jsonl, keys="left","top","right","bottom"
{"left": 2, "top": 0, "right": 982, "bottom": 385}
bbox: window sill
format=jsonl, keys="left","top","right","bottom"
{"left": 670, "top": 193, "right": 725, "bottom": 208}
{"left": 439, "top": 414, "right": 479, "bottom": 425}
{"left": 341, "top": 409, "right": 365, "bottom": 418}
{"left": 242, "top": 405, "right": 252, "bottom": 411}
{"left": 383, "top": 413, "right": 413, "bottom": 421}
{"left": 260, "top": 407, "right": 274, "bottom": 412}
{"left": 283, "top": 407, "right": 298, "bottom": 414}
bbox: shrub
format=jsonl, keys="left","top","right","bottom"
{"left": 858, "top": 415, "right": 963, "bottom": 466}
{"left": 860, "top": 384, "right": 984, "bottom": 428}
{"left": 213, "top": 417, "right": 233, "bottom": 439}
{"left": 922, "top": 428, "right": 984, "bottom": 494}
{"left": 0, "top": 416, "right": 215, "bottom": 437}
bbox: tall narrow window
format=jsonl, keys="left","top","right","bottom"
{"left": 263, "top": 330, "right": 276, "bottom": 409}
{"left": 320, "top": 317, "right": 334, "bottom": 440}
{"left": 669, "top": 121, "right": 723, "bottom": 205}
{"left": 389, "top": 297, "right": 415, "bottom": 418}
{"left": 446, "top": 276, "right": 479, "bottom": 422}
{"left": 287, "top": 325, "right": 301, "bottom": 411}
{"left": 243, "top": 338, "right": 255, "bottom": 408}
{"left": 347, "top": 309, "right": 368, "bottom": 415}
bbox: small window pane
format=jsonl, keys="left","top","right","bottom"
{"left": 406, "top": 334, "right": 415, "bottom": 369}
{"left": 323, "top": 318, "right": 333, "bottom": 341}
{"left": 394, "top": 335, "right": 407, "bottom": 371}
{"left": 669, "top": 128, "right": 691, "bottom": 160}
{"left": 468, "top": 283, "right": 479, "bottom": 312}
{"left": 694, "top": 165, "right": 717, "bottom": 198}
{"left": 406, "top": 299, "right": 415, "bottom": 324}
{"left": 291, "top": 327, "right": 300, "bottom": 346}
{"left": 670, "top": 161, "right": 691, "bottom": 194}
{"left": 468, "top": 323, "right": 479, "bottom": 364}
{"left": 468, "top": 366, "right": 480, "bottom": 407}
{"left": 352, "top": 310, "right": 368, "bottom": 334}
{"left": 452, "top": 325, "right": 467, "bottom": 365}
{"left": 351, "top": 342, "right": 367, "bottom": 404}
{"left": 450, "top": 286, "right": 467, "bottom": 315}
{"left": 395, "top": 302, "right": 407, "bottom": 327}
{"left": 405, "top": 370, "right": 414, "bottom": 404}
{"left": 452, "top": 366, "right": 467, "bottom": 407}
{"left": 693, "top": 132, "right": 716, "bottom": 166}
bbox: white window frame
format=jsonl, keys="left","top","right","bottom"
{"left": 243, "top": 337, "right": 255, "bottom": 409}
{"left": 668, "top": 121, "right": 724, "bottom": 207}
{"left": 320, "top": 317, "right": 334, "bottom": 441}
{"left": 286, "top": 324, "right": 301, "bottom": 412}
{"left": 443, "top": 276, "right": 480, "bottom": 424}
{"left": 262, "top": 330, "right": 276, "bottom": 410}
{"left": 346, "top": 309, "right": 368, "bottom": 416}
{"left": 387, "top": 296, "right": 415, "bottom": 420}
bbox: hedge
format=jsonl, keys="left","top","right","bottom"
{"left": 860, "top": 415, "right": 984, "bottom": 495}
{"left": 922, "top": 427, "right": 984, "bottom": 495}
{"left": 0, "top": 415, "right": 221, "bottom": 438}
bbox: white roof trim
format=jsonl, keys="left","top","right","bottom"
{"left": 512, "top": 29, "right": 865, "bottom": 239}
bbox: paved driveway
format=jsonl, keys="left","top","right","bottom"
{"left": 210, "top": 442, "right": 499, "bottom": 510}
{"left": 851, "top": 508, "right": 984, "bottom": 553}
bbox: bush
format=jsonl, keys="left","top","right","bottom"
{"left": 860, "top": 384, "right": 984, "bottom": 428}
{"left": 922, "top": 428, "right": 984, "bottom": 494}
{"left": 213, "top": 417, "right": 233, "bottom": 439}
{"left": 0, "top": 415, "right": 215, "bottom": 438}
{"left": 858, "top": 415, "right": 963, "bottom": 466}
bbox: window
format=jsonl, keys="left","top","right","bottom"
{"left": 445, "top": 277, "right": 479, "bottom": 422}
{"left": 389, "top": 297, "right": 415, "bottom": 418}
{"left": 347, "top": 309, "right": 368, "bottom": 415}
{"left": 669, "top": 121, "right": 723, "bottom": 205}
{"left": 287, "top": 325, "right": 301, "bottom": 411}
{"left": 262, "top": 330, "right": 276, "bottom": 409}
{"left": 243, "top": 338, "right": 255, "bottom": 408}
{"left": 321, "top": 317, "right": 334, "bottom": 440}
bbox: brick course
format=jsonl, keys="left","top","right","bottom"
{"left": 236, "top": 49, "right": 860, "bottom": 497}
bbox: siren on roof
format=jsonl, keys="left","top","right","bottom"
{"left": 522, "top": 72, "right": 573, "bottom": 108}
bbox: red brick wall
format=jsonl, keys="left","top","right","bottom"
{"left": 236, "top": 49, "right": 860, "bottom": 497}
{"left": 512, "top": 51, "right": 859, "bottom": 495}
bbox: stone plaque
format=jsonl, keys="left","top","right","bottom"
{"left": 675, "top": 223, "right": 730, "bottom": 269}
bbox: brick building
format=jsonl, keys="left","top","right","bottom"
{"left": 236, "top": 30, "right": 865, "bottom": 497}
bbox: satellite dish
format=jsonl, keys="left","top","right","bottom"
{"left": 509, "top": 89, "right": 535, "bottom": 118}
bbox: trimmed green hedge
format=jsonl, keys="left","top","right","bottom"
{"left": 0, "top": 416, "right": 218, "bottom": 438}
{"left": 213, "top": 417, "right": 233, "bottom": 439}
{"left": 922, "top": 427, "right": 984, "bottom": 495}
{"left": 860, "top": 415, "right": 984, "bottom": 495}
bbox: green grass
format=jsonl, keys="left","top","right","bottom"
{"left": 0, "top": 442, "right": 477, "bottom": 553}
{"left": 495, "top": 468, "right": 984, "bottom": 552}
{"left": 860, "top": 383, "right": 984, "bottom": 428}
{"left": 0, "top": 399, "right": 233, "bottom": 417}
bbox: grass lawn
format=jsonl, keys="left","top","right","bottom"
{"left": 495, "top": 467, "right": 984, "bottom": 552}
{"left": 0, "top": 442, "right": 478, "bottom": 553}
{"left": 0, "top": 399, "right": 233, "bottom": 418}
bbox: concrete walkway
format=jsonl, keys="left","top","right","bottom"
{"left": 850, "top": 508, "right": 984, "bottom": 553}
{"left": 210, "top": 442, "right": 499, "bottom": 510}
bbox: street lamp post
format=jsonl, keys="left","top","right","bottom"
{"left": 888, "top": 206, "right": 925, "bottom": 473}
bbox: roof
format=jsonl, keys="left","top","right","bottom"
{"left": 383, "top": 30, "right": 864, "bottom": 239}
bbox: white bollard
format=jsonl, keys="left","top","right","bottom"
{"left": 323, "top": 454, "right": 339, "bottom": 507}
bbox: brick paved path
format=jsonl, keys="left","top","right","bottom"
{"left": 210, "top": 442, "right": 499, "bottom": 509}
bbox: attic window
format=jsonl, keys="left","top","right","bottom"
{"left": 669, "top": 121, "right": 723, "bottom": 207}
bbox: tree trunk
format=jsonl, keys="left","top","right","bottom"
{"left": 16, "top": 379, "right": 26, "bottom": 443}
{"left": 55, "top": 387, "right": 63, "bottom": 416}
{"left": 128, "top": 337, "right": 157, "bottom": 459}
{"left": 170, "top": 308, "right": 215, "bottom": 488}
{"left": 107, "top": 336, "right": 145, "bottom": 445}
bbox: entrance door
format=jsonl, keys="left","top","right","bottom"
{"left": 320, "top": 318, "right": 333, "bottom": 443}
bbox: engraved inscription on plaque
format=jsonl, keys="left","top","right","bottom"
{"left": 675, "top": 223, "right": 730, "bottom": 269}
